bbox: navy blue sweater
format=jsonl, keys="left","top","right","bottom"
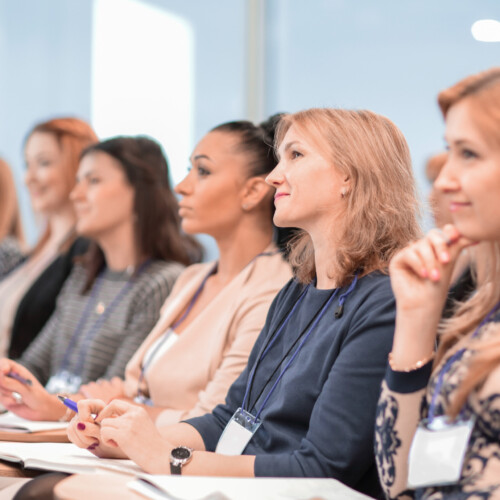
{"left": 186, "top": 272, "right": 395, "bottom": 498}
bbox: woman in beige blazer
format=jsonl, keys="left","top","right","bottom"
{"left": 77, "top": 116, "right": 292, "bottom": 426}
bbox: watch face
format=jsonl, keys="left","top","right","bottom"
{"left": 172, "top": 447, "right": 191, "bottom": 460}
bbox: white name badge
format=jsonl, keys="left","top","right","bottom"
{"left": 45, "top": 370, "right": 82, "bottom": 394}
{"left": 215, "top": 408, "right": 261, "bottom": 456}
{"left": 408, "top": 415, "right": 475, "bottom": 489}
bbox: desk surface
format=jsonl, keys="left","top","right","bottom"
{"left": 55, "top": 473, "right": 142, "bottom": 500}
{"left": 0, "top": 428, "right": 68, "bottom": 443}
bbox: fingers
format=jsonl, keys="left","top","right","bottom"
{"left": 392, "top": 225, "right": 476, "bottom": 284}
{"left": 77, "top": 399, "right": 105, "bottom": 422}
{"left": 95, "top": 399, "right": 135, "bottom": 423}
{"left": 0, "top": 358, "right": 14, "bottom": 376}
{"left": 67, "top": 418, "right": 101, "bottom": 450}
{"left": 100, "top": 425, "right": 120, "bottom": 448}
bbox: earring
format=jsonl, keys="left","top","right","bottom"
{"left": 242, "top": 203, "right": 250, "bottom": 211}
{"left": 341, "top": 188, "right": 348, "bottom": 198}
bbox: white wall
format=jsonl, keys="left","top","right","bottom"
{"left": 1, "top": 0, "right": 499, "bottom": 247}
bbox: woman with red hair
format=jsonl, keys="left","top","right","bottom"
{"left": 0, "top": 118, "right": 97, "bottom": 359}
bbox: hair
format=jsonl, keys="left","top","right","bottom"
{"left": 425, "top": 152, "right": 448, "bottom": 183}
{"left": 210, "top": 114, "right": 296, "bottom": 251}
{"left": 26, "top": 117, "right": 98, "bottom": 254}
{"left": 79, "top": 136, "right": 203, "bottom": 291}
{"left": 274, "top": 108, "right": 421, "bottom": 285}
{"left": 433, "top": 68, "right": 500, "bottom": 417}
{"left": 0, "top": 158, "right": 24, "bottom": 244}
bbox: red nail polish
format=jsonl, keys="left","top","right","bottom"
{"left": 77, "top": 422, "right": 86, "bottom": 431}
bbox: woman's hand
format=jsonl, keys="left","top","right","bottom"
{"left": 67, "top": 399, "right": 126, "bottom": 459}
{"left": 79, "top": 377, "right": 125, "bottom": 403}
{"left": 0, "top": 359, "right": 64, "bottom": 421}
{"left": 95, "top": 400, "right": 171, "bottom": 473}
{"left": 389, "top": 224, "right": 477, "bottom": 367}
{"left": 390, "top": 225, "right": 475, "bottom": 313}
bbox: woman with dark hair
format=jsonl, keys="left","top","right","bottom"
{"left": 0, "top": 118, "right": 97, "bottom": 359}
{"left": 68, "top": 108, "right": 420, "bottom": 499}
{"left": 66, "top": 116, "right": 292, "bottom": 427}
{"left": 0, "top": 136, "right": 193, "bottom": 421}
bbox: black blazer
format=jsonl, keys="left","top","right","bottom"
{"left": 8, "top": 237, "right": 90, "bottom": 359}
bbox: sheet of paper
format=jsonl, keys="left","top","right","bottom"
{"left": 128, "top": 475, "right": 373, "bottom": 500}
{"left": 0, "top": 412, "right": 68, "bottom": 433}
{"left": 0, "top": 441, "right": 142, "bottom": 475}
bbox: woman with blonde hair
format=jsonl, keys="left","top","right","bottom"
{"left": 375, "top": 67, "right": 500, "bottom": 498}
{"left": 0, "top": 158, "right": 25, "bottom": 278}
{"left": 0, "top": 118, "right": 97, "bottom": 359}
{"left": 69, "top": 108, "right": 420, "bottom": 499}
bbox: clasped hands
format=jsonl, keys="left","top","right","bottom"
{"left": 67, "top": 399, "right": 172, "bottom": 474}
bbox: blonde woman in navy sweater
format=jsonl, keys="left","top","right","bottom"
{"left": 69, "top": 109, "right": 420, "bottom": 498}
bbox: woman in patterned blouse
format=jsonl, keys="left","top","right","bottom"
{"left": 375, "top": 67, "right": 500, "bottom": 499}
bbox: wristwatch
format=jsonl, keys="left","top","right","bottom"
{"left": 170, "top": 446, "right": 193, "bottom": 475}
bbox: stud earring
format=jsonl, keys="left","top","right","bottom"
{"left": 341, "top": 188, "right": 348, "bottom": 198}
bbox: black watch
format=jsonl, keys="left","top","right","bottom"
{"left": 170, "top": 446, "right": 193, "bottom": 475}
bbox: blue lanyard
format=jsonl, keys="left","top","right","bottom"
{"left": 428, "top": 300, "right": 500, "bottom": 422}
{"left": 241, "top": 274, "right": 358, "bottom": 420}
{"left": 59, "top": 260, "right": 150, "bottom": 377}
{"left": 136, "top": 263, "right": 217, "bottom": 394}
{"left": 136, "top": 249, "right": 280, "bottom": 399}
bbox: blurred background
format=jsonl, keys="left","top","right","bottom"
{"left": 0, "top": 0, "right": 499, "bottom": 255}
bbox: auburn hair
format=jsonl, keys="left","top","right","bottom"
{"left": 433, "top": 68, "right": 500, "bottom": 418}
{"left": 0, "top": 158, "right": 24, "bottom": 244}
{"left": 275, "top": 108, "right": 421, "bottom": 286}
{"left": 26, "top": 117, "right": 98, "bottom": 254}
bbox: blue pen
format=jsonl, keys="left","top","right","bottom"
{"left": 57, "top": 395, "right": 78, "bottom": 413}
{"left": 6, "top": 371, "right": 32, "bottom": 386}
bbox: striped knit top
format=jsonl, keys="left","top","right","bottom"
{"left": 17, "top": 259, "right": 184, "bottom": 387}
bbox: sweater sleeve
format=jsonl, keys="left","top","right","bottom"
{"left": 252, "top": 285, "right": 395, "bottom": 483}
{"left": 17, "top": 285, "right": 70, "bottom": 385}
{"left": 374, "top": 363, "right": 433, "bottom": 500}
{"left": 101, "top": 266, "right": 181, "bottom": 380}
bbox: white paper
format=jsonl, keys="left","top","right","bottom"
{"left": 128, "top": 475, "right": 373, "bottom": 500}
{"left": 0, "top": 441, "right": 143, "bottom": 475}
{"left": 0, "top": 412, "right": 69, "bottom": 433}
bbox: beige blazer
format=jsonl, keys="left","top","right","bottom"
{"left": 124, "top": 246, "right": 292, "bottom": 427}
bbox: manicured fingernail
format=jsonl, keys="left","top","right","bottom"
{"left": 87, "top": 445, "right": 96, "bottom": 450}
{"left": 440, "top": 252, "right": 449, "bottom": 263}
{"left": 430, "top": 269, "right": 440, "bottom": 281}
{"left": 421, "top": 268, "right": 428, "bottom": 278}
{"left": 77, "top": 423, "right": 86, "bottom": 431}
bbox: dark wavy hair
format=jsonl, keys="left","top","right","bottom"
{"left": 79, "top": 136, "right": 202, "bottom": 291}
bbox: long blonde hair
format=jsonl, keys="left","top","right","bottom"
{"left": 435, "top": 68, "right": 500, "bottom": 417}
{"left": 0, "top": 158, "right": 24, "bottom": 244}
{"left": 276, "top": 108, "right": 421, "bottom": 285}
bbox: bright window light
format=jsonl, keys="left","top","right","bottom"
{"left": 471, "top": 19, "right": 500, "bottom": 42}
{"left": 91, "top": 0, "right": 194, "bottom": 185}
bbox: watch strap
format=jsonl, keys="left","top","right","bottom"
{"left": 170, "top": 462, "right": 182, "bottom": 475}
